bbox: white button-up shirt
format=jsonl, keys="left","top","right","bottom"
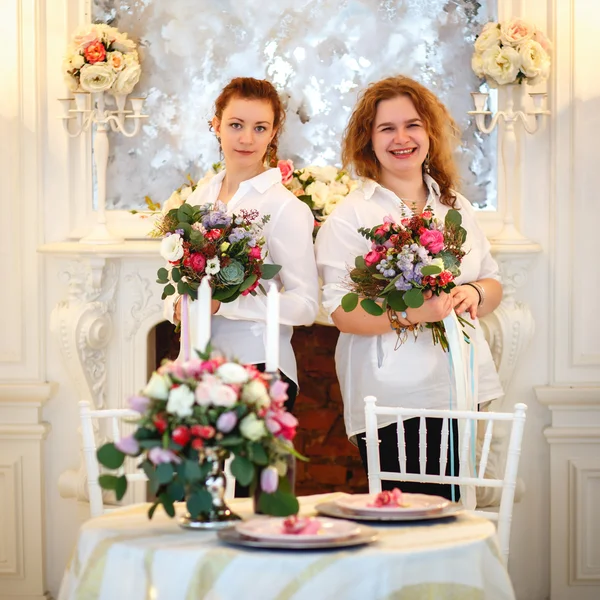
{"left": 315, "top": 175, "right": 504, "bottom": 437}
{"left": 165, "top": 168, "right": 319, "bottom": 385}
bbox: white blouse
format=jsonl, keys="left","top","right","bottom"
{"left": 315, "top": 175, "right": 504, "bottom": 437}
{"left": 164, "top": 168, "right": 320, "bottom": 385}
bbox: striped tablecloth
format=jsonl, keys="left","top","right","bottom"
{"left": 58, "top": 493, "right": 515, "bottom": 600}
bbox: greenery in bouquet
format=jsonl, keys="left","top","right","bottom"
{"left": 96, "top": 350, "right": 303, "bottom": 519}
{"left": 471, "top": 18, "right": 551, "bottom": 86}
{"left": 153, "top": 199, "right": 281, "bottom": 303}
{"left": 63, "top": 23, "right": 141, "bottom": 95}
{"left": 277, "top": 160, "right": 359, "bottom": 238}
{"left": 341, "top": 207, "right": 473, "bottom": 351}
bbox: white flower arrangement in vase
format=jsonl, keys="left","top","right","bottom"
{"left": 63, "top": 23, "right": 141, "bottom": 95}
{"left": 471, "top": 18, "right": 551, "bottom": 86}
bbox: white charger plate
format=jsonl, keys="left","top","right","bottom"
{"left": 235, "top": 517, "right": 360, "bottom": 543}
{"left": 334, "top": 493, "right": 449, "bottom": 517}
{"left": 317, "top": 500, "right": 463, "bottom": 522}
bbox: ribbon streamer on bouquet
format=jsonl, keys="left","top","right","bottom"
{"left": 443, "top": 312, "right": 478, "bottom": 510}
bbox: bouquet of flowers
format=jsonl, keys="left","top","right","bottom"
{"left": 277, "top": 161, "right": 358, "bottom": 238}
{"left": 63, "top": 23, "right": 141, "bottom": 94}
{"left": 154, "top": 201, "right": 280, "bottom": 302}
{"left": 96, "top": 351, "right": 302, "bottom": 519}
{"left": 341, "top": 207, "right": 472, "bottom": 351}
{"left": 471, "top": 18, "right": 551, "bottom": 86}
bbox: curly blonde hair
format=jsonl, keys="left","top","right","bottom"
{"left": 213, "top": 77, "right": 286, "bottom": 167}
{"left": 342, "top": 76, "right": 460, "bottom": 208}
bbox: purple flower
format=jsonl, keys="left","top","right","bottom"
{"left": 228, "top": 227, "right": 247, "bottom": 243}
{"left": 395, "top": 277, "right": 412, "bottom": 291}
{"left": 128, "top": 395, "right": 151, "bottom": 413}
{"left": 260, "top": 466, "right": 279, "bottom": 494}
{"left": 115, "top": 435, "right": 140, "bottom": 455}
{"left": 148, "top": 447, "right": 182, "bottom": 465}
{"left": 175, "top": 228, "right": 184, "bottom": 236}
{"left": 202, "top": 211, "right": 232, "bottom": 229}
{"left": 216, "top": 411, "right": 238, "bottom": 433}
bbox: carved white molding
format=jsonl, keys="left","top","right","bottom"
{"left": 124, "top": 272, "right": 163, "bottom": 340}
{"left": 50, "top": 258, "right": 119, "bottom": 409}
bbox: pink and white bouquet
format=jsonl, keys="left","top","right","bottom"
{"left": 471, "top": 18, "right": 551, "bottom": 86}
{"left": 341, "top": 207, "right": 472, "bottom": 351}
{"left": 278, "top": 161, "right": 358, "bottom": 238}
{"left": 154, "top": 200, "right": 280, "bottom": 303}
{"left": 96, "top": 352, "right": 302, "bottom": 519}
{"left": 63, "top": 23, "right": 141, "bottom": 94}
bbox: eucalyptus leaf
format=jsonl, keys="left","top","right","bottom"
{"left": 445, "top": 209, "right": 462, "bottom": 226}
{"left": 354, "top": 255, "right": 366, "bottom": 269}
{"left": 156, "top": 267, "right": 169, "bottom": 283}
{"left": 421, "top": 265, "right": 442, "bottom": 276}
{"left": 360, "top": 298, "right": 384, "bottom": 316}
{"left": 159, "top": 493, "right": 175, "bottom": 517}
{"left": 341, "top": 293, "right": 359, "bottom": 312}
{"left": 239, "top": 274, "right": 258, "bottom": 292}
{"left": 231, "top": 455, "right": 255, "bottom": 486}
{"left": 156, "top": 462, "right": 174, "bottom": 485}
{"left": 261, "top": 263, "right": 282, "bottom": 280}
{"left": 403, "top": 288, "right": 425, "bottom": 309}
{"left": 387, "top": 290, "right": 408, "bottom": 312}
{"left": 97, "top": 443, "right": 125, "bottom": 470}
{"left": 115, "top": 475, "right": 128, "bottom": 501}
{"left": 98, "top": 474, "right": 119, "bottom": 490}
{"left": 171, "top": 268, "right": 182, "bottom": 283}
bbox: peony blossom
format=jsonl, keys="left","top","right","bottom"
{"left": 115, "top": 434, "right": 139, "bottom": 455}
{"left": 84, "top": 40, "right": 107, "bottom": 64}
{"left": 217, "top": 362, "right": 250, "bottom": 385}
{"left": 482, "top": 45, "right": 521, "bottom": 85}
{"left": 160, "top": 233, "right": 184, "bottom": 262}
{"left": 113, "top": 63, "right": 141, "bottom": 95}
{"left": 189, "top": 253, "right": 206, "bottom": 273}
{"left": 166, "top": 384, "right": 195, "bottom": 418}
{"left": 474, "top": 22, "right": 501, "bottom": 54}
{"left": 518, "top": 40, "right": 550, "bottom": 80}
{"left": 260, "top": 466, "right": 279, "bottom": 493}
{"left": 78, "top": 63, "right": 117, "bottom": 93}
{"left": 419, "top": 229, "right": 444, "bottom": 254}
{"left": 500, "top": 18, "right": 534, "bottom": 47}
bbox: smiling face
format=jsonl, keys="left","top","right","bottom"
{"left": 371, "top": 94, "right": 430, "bottom": 181}
{"left": 213, "top": 97, "right": 276, "bottom": 171}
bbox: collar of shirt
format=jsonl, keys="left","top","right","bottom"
{"left": 359, "top": 173, "right": 441, "bottom": 210}
{"left": 205, "top": 167, "right": 282, "bottom": 199}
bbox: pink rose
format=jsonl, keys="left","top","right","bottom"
{"left": 277, "top": 159, "right": 294, "bottom": 185}
{"left": 189, "top": 253, "right": 206, "bottom": 273}
{"left": 364, "top": 250, "right": 383, "bottom": 267}
{"left": 248, "top": 246, "right": 262, "bottom": 260}
{"left": 419, "top": 229, "right": 444, "bottom": 254}
{"left": 533, "top": 30, "right": 552, "bottom": 52}
{"left": 500, "top": 18, "right": 534, "bottom": 46}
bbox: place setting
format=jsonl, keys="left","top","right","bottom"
{"left": 315, "top": 488, "right": 464, "bottom": 523}
{"left": 217, "top": 514, "right": 379, "bottom": 551}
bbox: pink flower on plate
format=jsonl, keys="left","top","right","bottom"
{"left": 281, "top": 516, "right": 321, "bottom": 535}
{"left": 277, "top": 159, "right": 294, "bottom": 185}
{"left": 369, "top": 487, "right": 405, "bottom": 507}
{"left": 419, "top": 229, "right": 444, "bottom": 254}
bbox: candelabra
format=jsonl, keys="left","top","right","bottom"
{"left": 469, "top": 85, "right": 550, "bottom": 243}
{"left": 59, "top": 91, "right": 148, "bottom": 244}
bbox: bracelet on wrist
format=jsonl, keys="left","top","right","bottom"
{"left": 465, "top": 282, "right": 485, "bottom": 306}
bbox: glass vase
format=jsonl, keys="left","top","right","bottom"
{"left": 178, "top": 449, "right": 241, "bottom": 530}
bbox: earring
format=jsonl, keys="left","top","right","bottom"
{"left": 216, "top": 136, "right": 223, "bottom": 162}
{"left": 423, "top": 154, "right": 431, "bottom": 174}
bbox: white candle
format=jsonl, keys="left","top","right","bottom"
{"left": 265, "top": 283, "right": 280, "bottom": 373}
{"left": 196, "top": 277, "right": 212, "bottom": 354}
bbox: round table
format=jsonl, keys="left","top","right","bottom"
{"left": 58, "top": 493, "right": 515, "bottom": 600}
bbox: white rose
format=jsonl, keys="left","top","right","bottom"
{"left": 63, "top": 71, "right": 79, "bottom": 92}
{"left": 305, "top": 180, "right": 329, "bottom": 210}
{"left": 160, "top": 233, "right": 184, "bottom": 262}
{"left": 70, "top": 54, "right": 85, "bottom": 70}
{"left": 78, "top": 63, "right": 117, "bottom": 93}
{"left": 500, "top": 18, "right": 535, "bottom": 47}
{"left": 518, "top": 40, "right": 550, "bottom": 80}
{"left": 162, "top": 191, "right": 184, "bottom": 214}
{"left": 166, "top": 384, "right": 195, "bottom": 418}
{"left": 239, "top": 413, "right": 267, "bottom": 441}
{"left": 323, "top": 193, "right": 345, "bottom": 216}
{"left": 113, "top": 64, "right": 141, "bottom": 95}
{"left": 241, "top": 379, "right": 271, "bottom": 408}
{"left": 471, "top": 53, "right": 485, "bottom": 78}
{"left": 143, "top": 372, "right": 170, "bottom": 400}
{"left": 298, "top": 170, "right": 310, "bottom": 182}
{"left": 216, "top": 363, "right": 250, "bottom": 385}
{"left": 474, "top": 22, "right": 501, "bottom": 54}
{"left": 313, "top": 165, "right": 338, "bottom": 184}
{"left": 482, "top": 45, "right": 520, "bottom": 85}
{"left": 111, "top": 32, "right": 137, "bottom": 53}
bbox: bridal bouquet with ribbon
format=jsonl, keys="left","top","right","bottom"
{"left": 154, "top": 201, "right": 281, "bottom": 302}
{"left": 96, "top": 350, "right": 302, "bottom": 520}
{"left": 341, "top": 207, "right": 472, "bottom": 351}
{"left": 62, "top": 23, "right": 141, "bottom": 94}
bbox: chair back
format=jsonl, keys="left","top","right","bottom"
{"left": 79, "top": 400, "right": 147, "bottom": 517}
{"left": 363, "top": 397, "right": 527, "bottom": 563}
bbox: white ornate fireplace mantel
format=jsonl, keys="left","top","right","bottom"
{"left": 39, "top": 236, "right": 540, "bottom": 510}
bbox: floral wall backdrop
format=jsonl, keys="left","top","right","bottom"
{"left": 92, "top": 0, "right": 496, "bottom": 210}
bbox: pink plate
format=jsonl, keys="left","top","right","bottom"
{"left": 335, "top": 493, "right": 449, "bottom": 516}
{"left": 235, "top": 517, "right": 361, "bottom": 543}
